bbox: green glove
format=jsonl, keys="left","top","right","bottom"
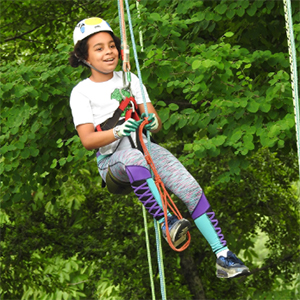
{"left": 114, "top": 118, "right": 142, "bottom": 138}
{"left": 141, "top": 113, "right": 159, "bottom": 131}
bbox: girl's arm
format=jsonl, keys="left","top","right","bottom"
{"left": 77, "top": 103, "right": 161, "bottom": 151}
{"left": 76, "top": 123, "right": 116, "bottom": 151}
{"left": 138, "top": 102, "right": 162, "bottom": 133}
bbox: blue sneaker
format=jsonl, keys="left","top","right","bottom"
{"left": 216, "top": 251, "right": 250, "bottom": 278}
{"left": 161, "top": 215, "right": 191, "bottom": 247}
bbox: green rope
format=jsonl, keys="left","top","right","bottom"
{"left": 283, "top": 0, "right": 300, "bottom": 178}
{"left": 142, "top": 206, "right": 156, "bottom": 300}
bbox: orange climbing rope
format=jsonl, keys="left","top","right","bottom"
{"left": 139, "top": 118, "right": 191, "bottom": 252}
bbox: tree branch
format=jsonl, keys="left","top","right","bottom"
{"left": 238, "top": 250, "right": 300, "bottom": 283}
{"left": 180, "top": 248, "right": 206, "bottom": 300}
{"left": 4, "top": 25, "right": 44, "bottom": 42}
{"left": 67, "top": 280, "right": 89, "bottom": 286}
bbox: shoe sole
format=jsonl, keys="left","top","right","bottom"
{"left": 216, "top": 265, "right": 250, "bottom": 279}
{"left": 171, "top": 219, "right": 191, "bottom": 247}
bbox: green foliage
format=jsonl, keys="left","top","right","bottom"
{"left": 1, "top": 0, "right": 299, "bottom": 300}
{"left": 0, "top": 44, "right": 83, "bottom": 208}
{"left": 134, "top": 0, "right": 299, "bottom": 183}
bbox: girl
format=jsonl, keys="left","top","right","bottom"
{"left": 69, "top": 17, "right": 250, "bottom": 278}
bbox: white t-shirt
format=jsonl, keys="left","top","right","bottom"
{"left": 70, "top": 71, "right": 151, "bottom": 155}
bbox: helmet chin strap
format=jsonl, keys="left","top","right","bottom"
{"left": 80, "top": 58, "right": 112, "bottom": 75}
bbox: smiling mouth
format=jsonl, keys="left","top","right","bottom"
{"left": 104, "top": 58, "right": 114, "bottom": 62}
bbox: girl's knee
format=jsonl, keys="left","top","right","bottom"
{"left": 123, "top": 149, "right": 147, "bottom": 166}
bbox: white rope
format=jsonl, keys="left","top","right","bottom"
{"left": 283, "top": 0, "right": 300, "bottom": 178}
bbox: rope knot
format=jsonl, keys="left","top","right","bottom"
{"left": 155, "top": 177, "right": 163, "bottom": 185}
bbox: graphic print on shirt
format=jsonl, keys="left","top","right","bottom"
{"left": 111, "top": 88, "right": 131, "bottom": 117}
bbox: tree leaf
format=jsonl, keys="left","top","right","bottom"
{"left": 247, "top": 100, "right": 260, "bottom": 113}
{"left": 224, "top": 32, "right": 234, "bottom": 38}
{"left": 192, "top": 60, "right": 202, "bottom": 70}
{"left": 169, "top": 103, "right": 179, "bottom": 111}
{"left": 215, "top": 3, "right": 227, "bottom": 15}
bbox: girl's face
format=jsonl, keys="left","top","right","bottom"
{"left": 86, "top": 31, "right": 119, "bottom": 80}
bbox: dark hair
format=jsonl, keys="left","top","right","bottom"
{"left": 69, "top": 32, "right": 121, "bottom": 68}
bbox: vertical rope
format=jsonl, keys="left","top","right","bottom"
{"left": 283, "top": 0, "right": 300, "bottom": 178}
{"left": 117, "top": 0, "right": 123, "bottom": 46}
{"left": 142, "top": 205, "right": 156, "bottom": 300}
{"left": 135, "top": 1, "right": 167, "bottom": 296}
{"left": 118, "top": 0, "right": 130, "bottom": 72}
{"left": 117, "top": 1, "right": 157, "bottom": 299}
{"left": 136, "top": 0, "right": 144, "bottom": 52}
{"left": 124, "top": 0, "right": 167, "bottom": 299}
{"left": 123, "top": 0, "right": 149, "bottom": 117}
{"left": 154, "top": 220, "right": 167, "bottom": 300}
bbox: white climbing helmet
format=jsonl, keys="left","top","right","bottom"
{"left": 73, "top": 17, "right": 113, "bottom": 45}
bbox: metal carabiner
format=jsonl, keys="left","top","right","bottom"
{"left": 129, "top": 100, "right": 135, "bottom": 113}
{"left": 120, "top": 71, "right": 133, "bottom": 99}
{"left": 119, "top": 84, "right": 132, "bottom": 100}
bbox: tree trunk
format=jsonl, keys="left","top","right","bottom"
{"left": 180, "top": 249, "right": 206, "bottom": 300}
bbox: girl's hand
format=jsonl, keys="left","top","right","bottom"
{"left": 114, "top": 118, "right": 142, "bottom": 138}
{"left": 141, "top": 113, "right": 159, "bottom": 131}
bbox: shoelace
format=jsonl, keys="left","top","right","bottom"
{"left": 222, "top": 253, "right": 243, "bottom": 266}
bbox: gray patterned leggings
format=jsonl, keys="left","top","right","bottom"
{"left": 97, "top": 142, "right": 202, "bottom": 213}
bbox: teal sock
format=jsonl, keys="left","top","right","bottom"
{"left": 146, "top": 178, "right": 172, "bottom": 224}
{"left": 194, "top": 214, "right": 228, "bottom": 254}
